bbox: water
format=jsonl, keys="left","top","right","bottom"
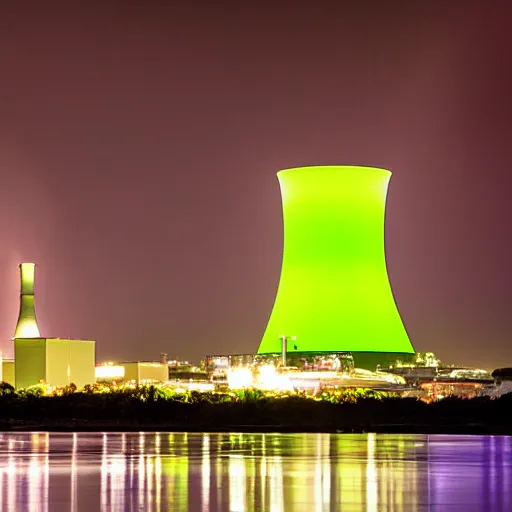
{"left": 0, "top": 432, "right": 510, "bottom": 511}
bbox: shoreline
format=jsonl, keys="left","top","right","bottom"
{"left": 1, "top": 421, "right": 511, "bottom": 435}
{"left": 2, "top": 389, "right": 512, "bottom": 436}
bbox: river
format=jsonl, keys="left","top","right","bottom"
{"left": 0, "top": 432, "right": 510, "bottom": 511}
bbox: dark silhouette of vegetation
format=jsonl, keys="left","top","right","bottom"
{"left": 1, "top": 383, "right": 512, "bottom": 434}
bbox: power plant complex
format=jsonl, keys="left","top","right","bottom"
{"left": 7, "top": 165, "right": 491, "bottom": 396}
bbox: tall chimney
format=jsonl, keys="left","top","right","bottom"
{"left": 14, "top": 263, "right": 41, "bottom": 338}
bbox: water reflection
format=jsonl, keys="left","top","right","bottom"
{"left": 0, "top": 432, "right": 510, "bottom": 511}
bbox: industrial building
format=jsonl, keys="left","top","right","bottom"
{"left": 258, "top": 166, "right": 415, "bottom": 369}
{"left": 10, "top": 263, "right": 96, "bottom": 390}
{"left": 1, "top": 359, "right": 14, "bottom": 386}
{"left": 14, "top": 337, "right": 95, "bottom": 390}
{"left": 96, "top": 361, "right": 168, "bottom": 384}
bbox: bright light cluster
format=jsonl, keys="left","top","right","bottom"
{"left": 226, "top": 365, "right": 295, "bottom": 391}
{"left": 223, "top": 361, "right": 414, "bottom": 393}
{"left": 227, "top": 368, "right": 253, "bottom": 389}
{"left": 255, "top": 365, "right": 294, "bottom": 391}
{"left": 95, "top": 365, "right": 125, "bottom": 380}
{"left": 174, "top": 382, "right": 215, "bottom": 392}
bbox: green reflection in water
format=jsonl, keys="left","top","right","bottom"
{"left": 163, "top": 433, "right": 188, "bottom": 512}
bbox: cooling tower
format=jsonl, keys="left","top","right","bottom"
{"left": 258, "top": 165, "right": 414, "bottom": 356}
{"left": 14, "top": 262, "right": 41, "bottom": 338}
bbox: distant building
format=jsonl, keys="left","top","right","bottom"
{"left": 2, "top": 359, "right": 15, "bottom": 387}
{"left": 96, "top": 361, "right": 168, "bottom": 384}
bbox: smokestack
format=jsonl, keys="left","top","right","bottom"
{"left": 14, "top": 263, "right": 41, "bottom": 338}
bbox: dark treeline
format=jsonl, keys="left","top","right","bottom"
{"left": 1, "top": 385, "right": 512, "bottom": 434}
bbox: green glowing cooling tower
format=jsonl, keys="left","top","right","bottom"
{"left": 258, "top": 165, "right": 414, "bottom": 355}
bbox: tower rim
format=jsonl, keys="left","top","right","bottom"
{"left": 277, "top": 165, "right": 392, "bottom": 177}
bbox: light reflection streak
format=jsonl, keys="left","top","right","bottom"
{"left": 410, "top": 441, "right": 418, "bottom": 511}
{"left": 503, "top": 437, "right": 511, "bottom": 501}
{"left": 155, "top": 433, "right": 162, "bottom": 511}
{"left": 313, "top": 434, "right": 331, "bottom": 512}
{"left": 27, "top": 433, "right": 49, "bottom": 512}
{"left": 259, "top": 451, "right": 267, "bottom": 509}
{"left": 215, "top": 434, "right": 223, "bottom": 511}
{"left": 163, "top": 434, "right": 189, "bottom": 512}
{"left": 154, "top": 432, "right": 161, "bottom": 453}
{"left": 146, "top": 455, "right": 154, "bottom": 510}
{"left": 337, "top": 438, "right": 362, "bottom": 507}
{"left": 315, "top": 437, "right": 322, "bottom": 511}
{"left": 246, "top": 454, "right": 256, "bottom": 510}
{"left": 100, "top": 434, "right": 128, "bottom": 511}
{"left": 366, "top": 433, "right": 377, "bottom": 512}
{"left": 322, "top": 435, "right": 331, "bottom": 511}
{"left": 138, "top": 453, "right": 145, "bottom": 511}
{"left": 202, "top": 434, "right": 210, "bottom": 512}
{"left": 100, "top": 434, "right": 108, "bottom": 511}
{"left": 229, "top": 456, "right": 246, "bottom": 512}
{"left": 110, "top": 454, "right": 127, "bottom": 511}
{"left": 268, "top": 456, "right": 283, "bottom": 512}
{"left": 6, "top": 450, "right": 16, "bottom": 512}
{"left": 70, "top": 433, "right": 77, "bottom": 512}
{"left": 139, "top": 429, "right": 147, "bottom": 511}
{"left": 395, "top": 438, "right": 405, "bottom": 512}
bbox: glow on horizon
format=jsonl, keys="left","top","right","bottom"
{"left": 258, "top": 165, "right": 414, "bottom": 355}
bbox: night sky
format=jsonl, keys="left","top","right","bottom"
{"left": 1, "top": 2, "right": 511, "bottom": 368}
